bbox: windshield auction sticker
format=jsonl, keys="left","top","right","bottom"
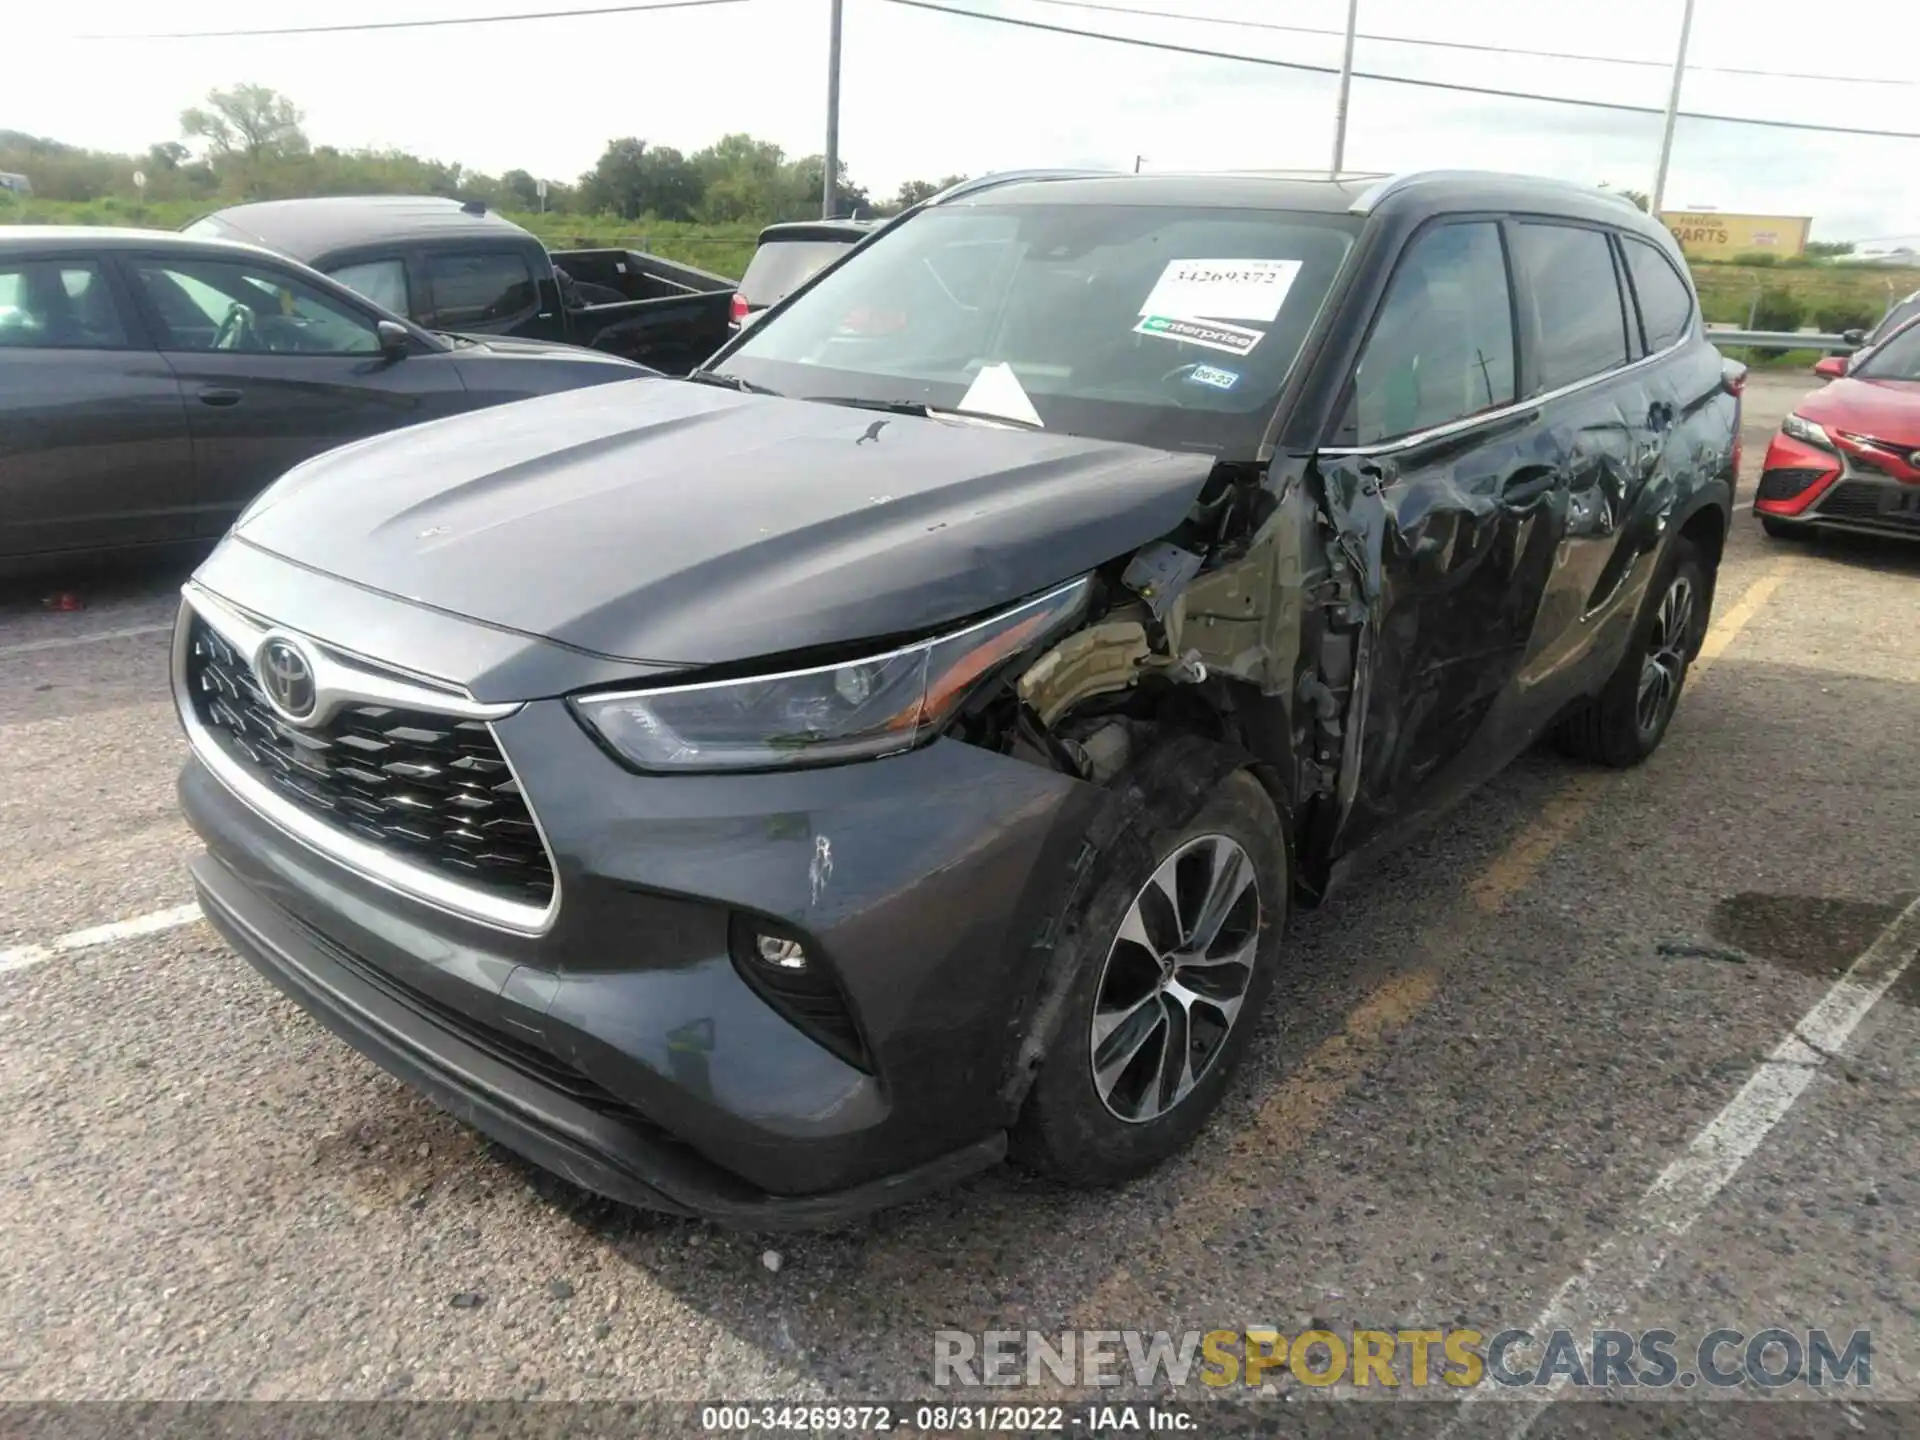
{"left": 1139, "top": 258, "right": 1302, "bottom": 324}
{"left": 1133, "top": 314, "right": 1264, "bottom": 356}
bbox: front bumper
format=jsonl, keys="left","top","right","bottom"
{"left": 1754, "top": 433, "right": 1920, "bottom": 538}
{"left": 174, "top": 549, "right": 1110, "bottom": 1222}
{"left": 186, "top": 830, "right": 1005, "bottom": 1227}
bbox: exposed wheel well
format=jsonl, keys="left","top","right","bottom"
{"left": 1678, "top": 501, "right": 1727, "bottom": 576}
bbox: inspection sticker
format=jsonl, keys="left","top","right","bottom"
{"left": 1139, "top": 257, "right": 1300, "bottom": 324}
{"left": 1134, "top": 314, "right": 1263, "bottom": 356}
{"left": 1185, "top": 364, "right": 1241, "bottom": 391}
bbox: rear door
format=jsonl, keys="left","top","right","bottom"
{"left": 0, "top": 252, "right": 195, "bottom": 560}
{"left": 118, "top": 251, "right": 475, "bottom": 537}
{"left": 1314, "top": 216, "right": 1568, "bottom": 856}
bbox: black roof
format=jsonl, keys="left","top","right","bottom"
{"left": 0, "top": 224, "right": 311, "bottom": 263}
{"left": 184, "top": 195, "right": 533, "bottom": 263}
{"left": 931, "top": 168, "right": 1669, "bottom": 243}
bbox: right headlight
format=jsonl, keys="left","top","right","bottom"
{"left": 571, "top": 577, "right": 1091, "bottom": 773}
{"left": 1782, "top": 412, "right": 1834, "bottom": 450}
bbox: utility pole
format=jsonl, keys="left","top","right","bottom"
{"left": 823, "top": 0, "right": 844, "bottom": 219}
{"left": 1651, "top": 0, "right": 1696, "bottom": 215}
{"left": 1329, "top": 0, "right": 1359, "bottom": 177}
{"left": 1134, "top": 155, "right": 1145, "bottom": 173}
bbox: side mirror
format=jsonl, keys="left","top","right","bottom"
{"left": 1840, "top": 328, "right": 1867, "bottom": 346}
{"left": 376, "top": 319, "right": 411, "bottom": 361}
{"left": 1812, "top": 355, "right": 1847, "bottom": 379}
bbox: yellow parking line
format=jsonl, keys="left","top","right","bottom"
{"left": 1070, "top": 558, "right": 1794, "bottom": 1324}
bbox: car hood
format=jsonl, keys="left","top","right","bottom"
{"left": 1798, "top": 376, "right": 1920, "bottom": 447}
{"left": 443, "top": 332, "right": 646, "bottom": 366}
{"left": 234, "top": 380, "right": 1216, "bottom": 667}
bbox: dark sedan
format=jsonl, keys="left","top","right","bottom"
{"left": 0, "top": 226, "right": 649, "bottom": 571}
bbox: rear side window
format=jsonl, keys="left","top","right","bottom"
{"left": 1341, "top": 221, "right": 1516, "bottom": 446}
{"left": 739, "top": 239, "right": 856, "bottom": 309}
{"left": 1621, "top": 237, "right": 1694, "bottom": 352}
{"left": 421, "top": 250, "right": 536, "bottom": 328}
{"left": 1511, "top": 223, "right": 1630, "bottom": 393}
{"left": 327, "top": 258, "right": 411, "bottom": 318}
{"left": 0, "top": 260, "right": 130, "bottom": 349}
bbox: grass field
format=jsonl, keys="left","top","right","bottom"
{"left": 5, "top": 193, "right": 1917, "bottom": 316}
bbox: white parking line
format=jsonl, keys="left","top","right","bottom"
{"left": 1442, "top": 892, "right": 1920, "bottom": 1434}
{"left": 0, "top": 903, "right": 203, "bottom": 975}
{"left": 0, "top": 623, "right": 173, "bottom": 658}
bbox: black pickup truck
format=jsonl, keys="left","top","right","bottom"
{"left": 184, "top": 195, "right": 736, "bottom": 374}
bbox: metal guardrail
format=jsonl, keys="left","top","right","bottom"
{"left": 1705, "top": 328, "right": 1857, "bottom": 353}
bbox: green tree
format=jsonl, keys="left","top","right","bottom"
{"left": 1805, "top": 240, "right": 1855, "bottom": 259}
{"left": 887, "top": 175, "right": 967, "bottom": 212}
{"left": 180, "top": 84, "right": 309, "bottom": 163}
{"left": 1598, "top": 182, "right": 1651, "bottom": 213}
{"left": 579, "top": 138, "right": 702, "bottom": 220}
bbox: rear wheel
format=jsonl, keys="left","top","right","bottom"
{"left": 1010, "top": 769, "right": 1286, "bottom": 1188}
{"left": 1553, "top": 535, "right": 1707, "bottom": 768}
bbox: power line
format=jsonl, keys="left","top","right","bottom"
{"left": 879, "top": 0, "right": 1920, "bottom": 143}
{"left": 78, "top": 0, "right": 747, "bottom": 42}
{"left": 1024, "top": 0, "right": 1915, "bottom": 89}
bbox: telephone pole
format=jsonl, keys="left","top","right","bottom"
{"left": 1651, "top": 0, "right": 1696, "bottom": 215}
{"left": 1329, "top": 0, "right": 1359, "bottom": 176}
{"left": 823, "top": 0, "right": 844, "bottom": 218}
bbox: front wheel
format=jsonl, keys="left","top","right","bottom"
{"left": 1010, "top": 768, "right": 1287, "bottom": 1188}
{"left": 1553, "top": 535, "right": 1708, "bottom": 767}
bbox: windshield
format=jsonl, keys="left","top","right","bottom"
{"left": 717, "top": 202, "right": 1358, "bottom": 454}
{"left": 740, "top": 239, "right": 859, "bottom": 309}
{"left": 1855, "top": 319, "right": 1920, "bottom": 380}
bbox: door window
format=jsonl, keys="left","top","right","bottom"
{"left": 1339, "top": 221, "right": 1516, "bottom": 446}
{"left": 420, "top": 251, "right": 537, "bottom": 328}
{"left": 1511, "top": 223, "right": 1631, "bottom": 393}
{"left": 0, "top": 260, "right": 130, "bottom": 349}
{"left": 326, "top": 258, "right": 412, "bottom": 318}
{"left": 134, "top": 259, "right": 382, "bottom": 354}
{"left": 1620, "top": 237, "right": 1694, "bottom": 353}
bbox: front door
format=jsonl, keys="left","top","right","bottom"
{"left": 117, "top": 252, "right": 474, "bottom": 537}
{"left": 1312, "top": 217, "right": 1571, "bottom": 860}
{"left": 0, "top": 254, "right": 195, "bottom": 560}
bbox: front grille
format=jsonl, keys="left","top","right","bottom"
{"left": 1756, "top": 467, "right": 1826, "bottom": 502}
{"left": 186, "top": 618, "right": 555, "bottom": 911}
{"left": 1817, "top": 481, "right": 1892, "bottom": 521}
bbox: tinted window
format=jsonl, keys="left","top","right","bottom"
{"left": 0, "top": 260, "right": 129, "bottom": 349}
{"left": 739, "top": 239, "right": 858, "bottom": 309}
{"left": 1621, "top": 237, "right": 1693, "bottom": 351}
{"left": 327, "top": 258, "right": 411, "bottom": 317}
{"left": 1852, "top": 318, "right": 1920, "bottom": 381}
{"left": 724, "top": 203, "right": 1357, "bottom": 455}
{"left": 1341, "top": 221, "right": 1515, "bottom": 446}
{"left": 134, "top": 260, "right": 381, "bottom": 354}
{"left": 1512, "top": 223, "right": 1630, "bottom": 392}
{"left": 421, "top": 251, "right": 536, "bottom": 328}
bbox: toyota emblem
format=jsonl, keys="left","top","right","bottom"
{"left": 256, "top": 636, "right": 318, "bottom": 722}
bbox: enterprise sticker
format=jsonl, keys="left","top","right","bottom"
{"left": 1134, "top": 314, "right": 1264, "bottom": 356}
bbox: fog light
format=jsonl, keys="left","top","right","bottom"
{"left": 754, "top": 933, "right": 809, "bottom": 971}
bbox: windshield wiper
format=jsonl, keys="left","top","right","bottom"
{"left": 680, "top": 370, "right": 782, "bottom": 396}
{"left": 805, "top": 395, "right": 1045, "bottom": 430}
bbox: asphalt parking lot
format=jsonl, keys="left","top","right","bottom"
{"left": 2, "top": 369, "right": 1916, "bottom": 1431}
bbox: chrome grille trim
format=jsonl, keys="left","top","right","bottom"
{"left": 173, "top": 586, "right": 561, "bottom": 936}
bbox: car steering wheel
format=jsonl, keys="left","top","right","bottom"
{"left": 213, "top": 302, "right": 258, "bottom": 352}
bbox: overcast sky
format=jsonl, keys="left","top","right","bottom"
{"left": 13, "top": 0, "right": 1920, "bottom": 246}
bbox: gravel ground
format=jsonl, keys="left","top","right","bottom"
{"left": 2, "top": 371, "right": 1916, "bottom": 1431}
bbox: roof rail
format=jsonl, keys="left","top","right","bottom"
{"left": 1349, "top": 170, "right": 1643, "bottom": 215}
{"left": 926, "top": 168, "right": 1121, "bottom": 206}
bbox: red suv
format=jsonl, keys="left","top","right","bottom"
{"left": 1755, "top": 314, "right": 1920, "bottom": 540}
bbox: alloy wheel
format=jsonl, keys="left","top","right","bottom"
{"left": 1089, "top": 834, "right": 1262, "bottom": 1124}
{"left": 1636, "top": 573, "right": 1695, "bottom": 737}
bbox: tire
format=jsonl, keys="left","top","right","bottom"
{"left": 1760, "top": 515, "right": 1804, "bottom": 540}
{"left": 1009, "top": 768, "right": 1287, "bottom": 1188}
{"left": 1553, "top": 534, "right": 1707, "bottom": 768}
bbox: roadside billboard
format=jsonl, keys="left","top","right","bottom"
{"left": 1657, "top": 211, "right": 1812, "bottom": 261}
